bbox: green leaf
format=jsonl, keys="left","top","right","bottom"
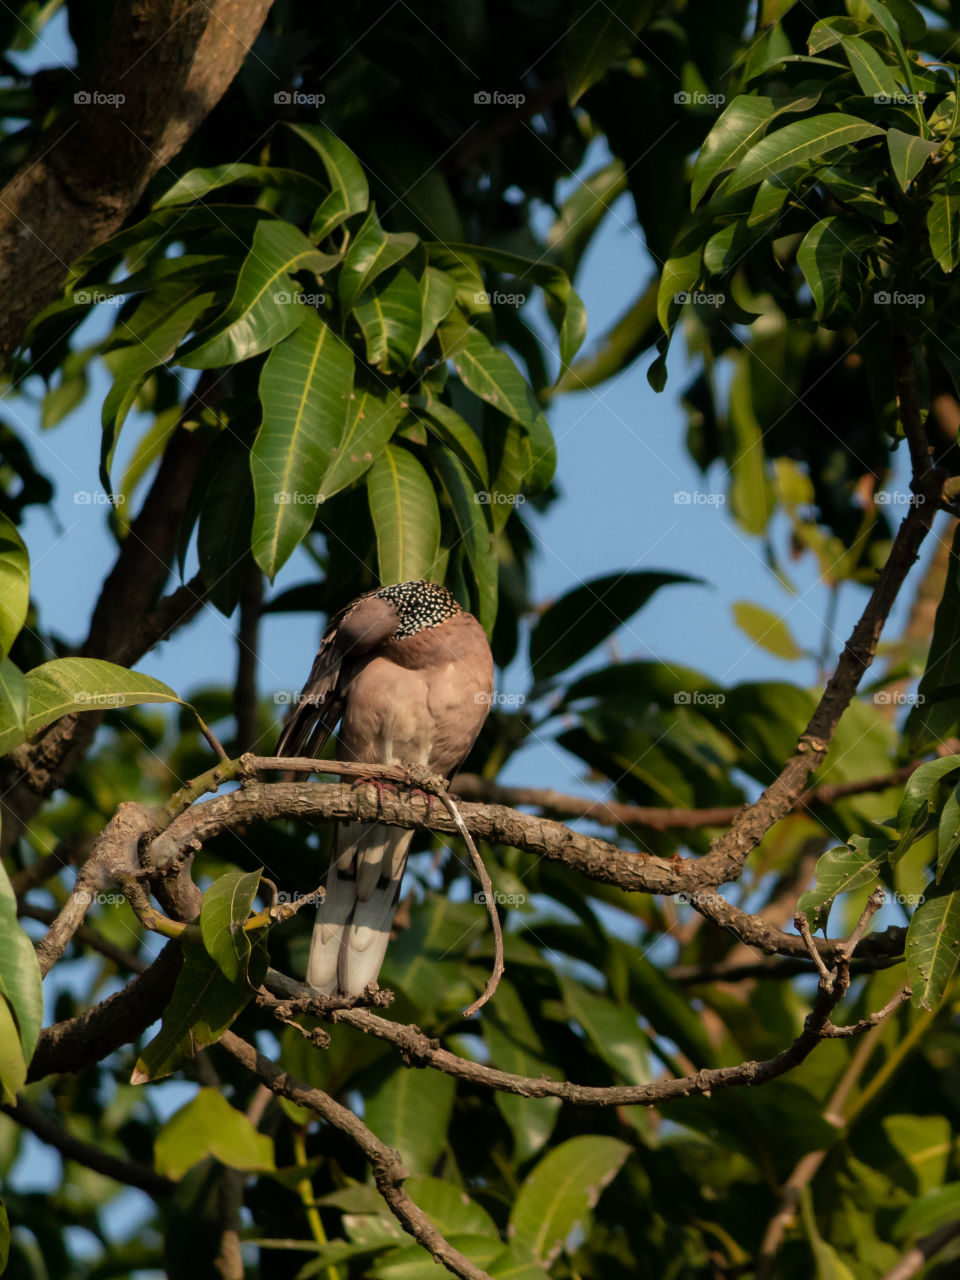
{"left": 403, "top": 1177, "right": 498, "bottom": 1239}
{"left": 840, "top": 35, "right": 902, "bottom": 100}
{"left": 937, "top": 781, "right": 960, "bottom": 882}
{"left": 906, "top": 863, "right": 960, "bottom": 1009}
{"left": 547, "top": 159, "right": 627, "bottom": 277}
{"left": 797, "top": 836, "right": 892, "bottom": 927}
{"left": 317, "top": 384, "right": 405, "bottom": 502}
{"left": 364, "top": 1066, "right": 455, "bottom": 1174}
{"left": 0, "top": 657, "right": 27, "bottom": 748}
{"left": 371, "top": 1237, "right": 505, "bottom": 1279}
{"left": 655, "top": 247, "right": 702, "bottom": 333}
{"left": 0, "top": 860, "right": 43, "bottom": 1063}
{"left": 928, "top": 181, "right": 960, "bottom": 272}
{"left": 530, "top": 571, "right": 698, "bottom": 682}
{"left": 509, "top": 1136, "right": 630, "bottom": 1266}
{"left": 796, "top": 216, "right": 876, "bottom": 322}
{"left": 558, "top": 977, "right": 649, "bottom": 1084}
{"left": 428, "top": 445, "right": 498, "bottom": 633}
{"left": 439, "top": 313, "right": 541, "bottom": 428}
{"left": 483, "top": 983, "right": 562, "bottom": 1162}
{"left": 908, "top": 523, "right": 960, "bottom": 750}
{"left": 366, "top": 445, "right": 441, "bottom": 584}
{"left": 132, "top": 936, "right": 264, "bottom": 1082}
{"left": 436, "top": 242, "right": 587, "bottom": 373}
{"left": 154, "top": 1088, "right": 275, "bottom": 1179}
{"left": 0, "top": 656, "right": 186, "bottom": 758}
{"left": 200, "top": 869, "right": 262, "bottom": 982}
{"left": 886, "top": 128, "right": 939, "bottom": 192}
{"left": 354, "top": 268, "right": 423, "bottom": 372}
{"left": 154, "top": 162, "right": 326, "bottom": 209}
{"left": 415, "top": 267, "right": 458, "bottom": 357}
{"left": 0, "top": 512, "right": 28, "bottom": 660}
{"left": 181, "top": 220, "right": 337, "bottom": 368}
{"left": 197, "top": 441, "right": 255, "bottom": 616}
{"left": 725, "top": 114, "right": 884, "bottom": 195}
{"left": 251, "top": 312, "right": 355, "bottom": 579}
{"left": 691, "top": 92, "right": 821, "bottom": 206}
{"left": 0, "top": 999, "right": 26, "bottom": 1105}
{"left": 100, "top": 290, "right": 215, "bottom": 486}
{"left": 339, "top": 208, "right": 418, "bottom": 314}
{"left": 731, "top": 601, "right": 804, "bottom": 660}
{"left": 0, "top": 1197, "right": 8, "bottom": 1274}
{"left": 422, "top": 400, "right": 489, "bottom": 487}
{"left": 564, "top": 0, "right": 654, "bottom": 104}
{"left": 808, "top": 17, "right": 862, "bottom": 55}
{"left": 891, "top": 756, "right": 960, "bottom": 863}
{"left": 894, "top": 1182, "right": 960, "bottom": 1241}
{"left": 884, "top": 0, "right": 926, "bottom": 40}
{"left": 287, "top": 122, "right": 370, "bottom": 241}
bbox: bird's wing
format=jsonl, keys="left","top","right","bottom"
{"left": 275, "top": 616, "right": 351, "bottom": 759}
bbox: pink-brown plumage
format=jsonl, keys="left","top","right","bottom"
{"left": 277, "top": 582, "right": 494, "bottom": 995}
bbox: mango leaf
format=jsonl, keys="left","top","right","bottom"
{"left": 429, "top": 446, "right": 498, "bottom": 634}
{"left": 937, "top": 781, "right": 960, "bottom": 882}
{"left": 371, "top": 1237, "right": 504, "bottom": 1279}
{"left": 251, "top": 312, "right": 355, "bottom": 579}
{"left": 415, "top": 267, "right": 458, "bottom": 357}
{"left": 886, "top": 127, "right": 939, "bottom": 192}
{"left": 655, "top": 246, "right": 702, "bottom": 333}
{"left": 732, "top": 601, "right": 804, "bottom": 660}
{"left": 0, "top": 860, "right": 42, "bottom": 1064}
{"left": 0, "top": 999, "right": 26, "bottom": 1105}
{"left": 0, "top": 657, "right": 186, "bottom": 758}
{"left": 928, "top": 181, "right": 960, "bottom": 272}
{"left": 181, "top": 220, "right": 337, "bottom": 368}
{"left": 906, "top": 863, "right": 960, "bottom": 1009}
{"left": 0, "top": 658, "right": 27, "bottom": 748}
{"left": 564, "top": 0, "right": 654, "bottom": 104}
{"left": 725, "top": 114, "right": 884, "bottom": 195}
{"left": 366, "top": 445, "right": 441, "bottom": 583}
{"left": 363, "top": 1065, "right": 455, "bottom": 1173}
{"left": 200, "top": 869, "right": 262, "bottom": 982}
{"left": 132, "top": 936, "right": 265, "bottom": 1082}
{"left": 530, "top": 571, "right": 698, "bottom": 682}
{"left": 422, "top": 400, "right": 488, "bottom": 487}
{"left": 154, "top": 162, "right": 326, "bottom": 209}
{"left": 891, "top": 756, "right": 960, "bottom": 863}
{"left": 691, "top": 91, "right": 822, "bottom": 206}
{"left": 797, "top": 836, "right": 892, "bottom": 927}
{"left": 509, "top": 1136, "right": 630, "bottom": 1266}
{"left": 436, "top": 243, "right": 586, "bottom": 373}
{"left": 796, "top": 217, "right": 876, "bottom": 321}
{"left": 354, "top": 268, "right": 423, "bottom": 371}
{"left": 884, "top": 0, "right": 926, "bottom": 40}
{"left": 439, "top": 314, "right": 540, "bottom": 428}
{"left": 840, "top": 35, "right": 902, "bottom": 100}
{"left": 0, "top": 513, "right": 28, "bottom": 660}
{"left": 100, "top": 290, "right": 215, "bottom": 487}
{"left": 154, "top": 1088, "right": 275, "bottom": 1179}
{"left": 484, "top": 987, "right": 561, "bottom": 1163}
{"left": 317, "top": 384, "right": 405, "bottom": 502}
{"left": 197, "top": 440, "right": 255, "bottom": 615}
{"left": 807, "top": 17, "right": 862, "bottom": 54}
{"left": 404, "top": 1177, "right": 498, "bottom": 1239}
{"left": 286, "top": 122, "right": 370, "bottom": 241}
{"left": 339, "top": 207, "right": 418, "bottom": 313}
{"left": 559, "top": 977, "right": 649, "bottom": 1084}
{"left": 894, "top": 1182, "right": 960, "bottom": 1241}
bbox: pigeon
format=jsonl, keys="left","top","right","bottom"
{"left": 277, "top": 581, "right": 494, "bottom": 995}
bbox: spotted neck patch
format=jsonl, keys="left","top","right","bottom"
{"left": 358, "top": 581, "right": 462, "bottom": 639}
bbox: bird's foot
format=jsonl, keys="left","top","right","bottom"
{"left": 404, "top": 786, "right": 438, "bottom": 815}
{"left": 350, "top": 775, "right": 399, "bottom": 810}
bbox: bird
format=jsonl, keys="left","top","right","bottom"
{"left": 276, "top": 580, "right": 495, "bottom": 996}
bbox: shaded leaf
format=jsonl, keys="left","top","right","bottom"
{"left": 796, "top": 216, "right": 875, "bottom": 321}
{"left": 155, "top": 1088, "right": 275, "bottom": 1179}
{"left": 565, "top": 0, "right": 654, "bottom": 104}
{"left": 366, "top": 445, "right": 441, "bottom": 583}
{"left": 732, "top": 600, "right": 804, "bottom": 660}
{"left": 906, "top": 863, "right": 960, "bottom": 1009}
{"left": 886, "top": 127, "right": 939, "bottom": 192}
{"left": 317, "top": 384, "right": 405, "bottom": 502}
{"left": 339, "top": 207, "right": 418, "bottom": 313}
{"left": 0, "top": 513, "right": 28, "bottom": 660}
{"left": 797, "top": 836, "right": 892, "bottom": 927}
{"left": 287, "top": 122, "right": 370, "bottom": 241}
{"left": 363, "top": 1066, "right": 455, "bottom": 1174}
{"left": 354, "top": 268, "right": 423, "bottom": 372}
{"left": 725, "top": 114, "right": 884, "bottom": 195}
{"left": 0, "top": 860, "right": 43, "bottom": 1064}
{"left": 199, "top": 869, "right": 262, "bottom": 982}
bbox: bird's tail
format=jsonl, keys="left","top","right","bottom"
{"left": 306, "top": 822, "right": 413, "bottom": 996}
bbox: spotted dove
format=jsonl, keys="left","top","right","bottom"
{"left": 277, "top": 581, "right": 494, "bottom": 996}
